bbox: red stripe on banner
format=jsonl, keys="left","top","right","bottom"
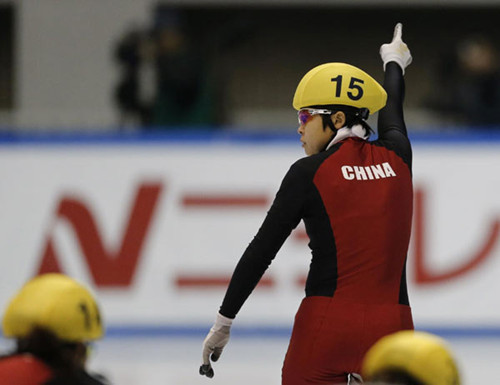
{"left": 175, "top": 275, "right": 275, "bottom": 289}
{"left": 293, "top": 229, "right": 309, "bottom": 241}
{"left": 296, "top": 275, "right": 307, "bottom": 288}
{"left": 181, "top": 194, "right": 269, "bottom": 208}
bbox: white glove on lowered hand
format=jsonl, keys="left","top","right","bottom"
{"left": 199, "top": 312, "right": 233, "bottom": 378}
{"left": 380, "top": 23, "right": 412, "bottom": 74}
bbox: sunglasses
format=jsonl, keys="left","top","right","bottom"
{"left": 297, "top": 108, "right": 332, "bottom": 125}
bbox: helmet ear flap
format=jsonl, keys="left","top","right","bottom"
{"left": 357, "top": 108, "right": 369, "bottom": 120}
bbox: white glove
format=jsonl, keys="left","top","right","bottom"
{"left": 199, "top": 312, "right": 233, "bottom": 378}
{"left": 380, "top": 23, "right": 412, "bottom": 74}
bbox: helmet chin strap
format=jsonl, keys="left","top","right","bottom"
{"left": 321, "top": 114, "right": 337, "bottom": 132}
{"left": 317, "top": 114, "right": 338, "bottom": 152}
{"left": 319, "top": 126, "right": 340, "bottom": 153}
{"left": 328, "top": 126, "right": 339, "bottom": 144}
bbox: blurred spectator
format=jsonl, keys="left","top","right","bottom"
{"left": 429, "top": 35, "right": 500, "bottom": 128}
{"left": 113, "top": 9, "right": 220, "bottom": 129}
{"left": 151, "top": 9, "right": 218, "bottom": 128}
{"left": 0, "top": 273, "right": 110, "bottom": 385}
{"left": 113, "top": 27, "right": 156, "bottom": 127}
{"left": 455, "top": 36, "right": 500, "bottom": 127}
{"left": 362, "top": 330, "right": 461, "bottom": 385}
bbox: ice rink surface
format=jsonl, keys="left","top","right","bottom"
{"left": 82, "top": 335, "right": 500, "bottom": 385}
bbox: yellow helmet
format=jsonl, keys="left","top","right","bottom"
{"left": 293, "top": 63, "right": 387, "bottom": 114}
{"left": 362, "top": 330, "right": 461, "bottom": 385}
{"left": 2, "top": 273, "right": 103, "bottom": 342}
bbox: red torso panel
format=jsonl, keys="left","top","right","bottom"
{"left": 0, "top": 354, "right": 53, "bottom": 385}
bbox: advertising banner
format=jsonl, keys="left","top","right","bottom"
{"left": 0, "top": 135, "right": 498, "bottom": 333}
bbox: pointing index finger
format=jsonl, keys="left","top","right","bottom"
{"left": 392, "top": 23, "right": 403, "bottom": 42}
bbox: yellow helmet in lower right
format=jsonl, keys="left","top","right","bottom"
{"left": 362, "top": 330, "right": 460, "bottom": 385}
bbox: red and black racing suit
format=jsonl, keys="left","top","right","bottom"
{"left": 219, "top": 62, "right": 413, "bottom": 384}
{"left": 0, "top": 354, "right": 108, "bottom": 385}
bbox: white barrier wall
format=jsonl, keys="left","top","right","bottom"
{"left": 0, "top": 136, "right": 499, "bottom": 332}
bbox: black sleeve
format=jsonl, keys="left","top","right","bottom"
{"left": 377, "top": 62, "right": 412, "bottom": 169}
{"left": 219, "top": 161, "right": 308, "bottom": 319}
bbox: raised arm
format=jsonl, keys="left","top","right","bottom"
{"left": 378, "top": 62, "right": 407, "bottom": 138}
{"left": 377, "top": 23, "right": 413, "bottom": 168}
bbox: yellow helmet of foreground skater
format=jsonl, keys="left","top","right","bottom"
{"left": 362, "top": 330, "right": 461, "bottom": 385}
{"left": 293, "top": 63, "right": 387, "bottom": 114}
{"left": 2, "top": 273, "right": 103, "bottom": 342}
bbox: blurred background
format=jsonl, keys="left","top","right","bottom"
{"left": 1, "top": 0, "right": 500, "bottom": 384}
{"left": 1, "top": 0, "right": 500, "bottom": 131}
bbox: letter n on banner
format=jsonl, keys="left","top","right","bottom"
{"left": 37, "top": 182, "right": 163, "bottom": 288}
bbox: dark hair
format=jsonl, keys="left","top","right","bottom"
{"left": 370, "top": 369, "right": 425, "bottom": 385}
{"left": 13, "top": 327, "right": 87, "bottom": 379}
{"left": 313, "top": 104, "right": 373, "bottom": 136}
